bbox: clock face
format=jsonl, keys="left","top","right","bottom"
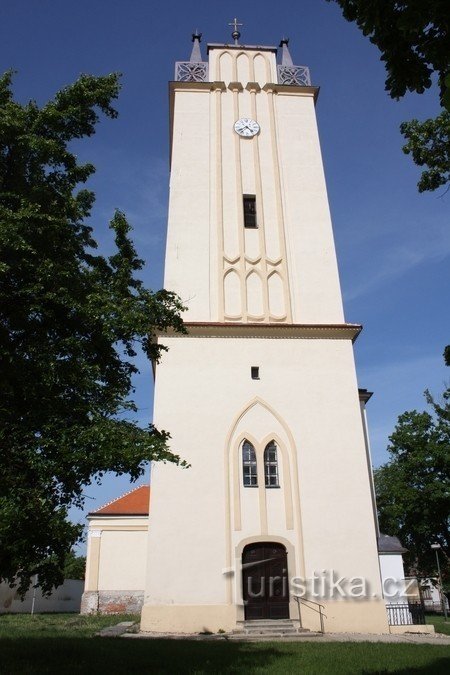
{"left": 234, "top": 118, "right": 260, "bottom": 137}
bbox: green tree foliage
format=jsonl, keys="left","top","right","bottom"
{"left": 401, "top": 111, "right": 450, "bottom": 192}
{"left": 0, "top": 72, "right": 186, "bottom": 595}
{"left": 326, "top": 1, "right": 450, "bottom": 192}
{"left": 444, "top": 345, "right": 450, "bottom": 367}
{"left": 62, "top": 551, "right": 86, "bottom": 581}
{"left": 374, "top": 386, "right": 450, "bottom": 580}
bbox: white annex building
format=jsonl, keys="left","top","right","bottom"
{"left": 83, "top": 27, "right": 407, "bottom": 634}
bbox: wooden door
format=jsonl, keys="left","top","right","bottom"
{"left": 242, "top": 543, "right": 289, "bottom": 620}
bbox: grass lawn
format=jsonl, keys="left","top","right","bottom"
{"left": 426, "top": 613, "right": 450, "bottom": 636}
{"left": 0, "top": 614, "right": 449, "bottom": 674}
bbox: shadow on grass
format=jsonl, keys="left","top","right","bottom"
{"left": 362, "top": 663, "right": 450, "bottom": 675}
{"left": 0, "top": 637, "right": 285, "bottom": 674}
{"left": 1, "top": 637, "right": 450, "bottom": 674}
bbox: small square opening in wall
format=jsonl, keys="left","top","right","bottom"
{"left": 251, "top": 366, "right": 260, "bottom": 380}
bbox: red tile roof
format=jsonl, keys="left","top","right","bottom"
{"left": 91, "top": 485, "right": 150, "bottom": 516}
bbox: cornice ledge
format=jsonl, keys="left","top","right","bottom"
{"left": 262, "top": 83, "right": 320, "bottom": 103}
{"left": 169, "top": 81, "right": 229, "bottom": 93}
{"left": 211, "top": 81, "right": 227, "bottom": 92}
{"left": 169, "top": 80, "right": 213, "bottom": 92}
{"left": 161, "top": 322, "right": 362, "bottom": 342}
{"left": 245, "top": 82, "right": 261, "bottom": 93}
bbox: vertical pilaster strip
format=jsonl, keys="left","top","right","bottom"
{"left": 247, "top": 83, "right": 269, "bottom": 321}
{"left": 257, "top": 446, "right": 268, "bottom": 535}
{"left": 249, "top": 54, "right": 256, "bottom": 82}
{"left": 232, "top": 52, "right": 238, "bottom": 82}
{"left": 233, "top": 442, "right": 242, "bottom": 531}
{"left": 212, "top": 82, "right": 226, "bottom": 321}
{"left": 85, "top": 529, "right": 102, "bottom": 591}
{"left": 224, "top": 436, "right": 233, "bottom": 605}
{"left": 264, "top": 85, "right": 293, "bottom": 322}
{"left": 230, "top": 83, "right": 247, "bottom": 321}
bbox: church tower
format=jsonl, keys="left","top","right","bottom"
{"left": 141, "top": 26, "right": 389, "bottom": 634}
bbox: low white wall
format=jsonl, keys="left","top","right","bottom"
{"left": 0, "top": 580, "right": 84, "bottom": 614}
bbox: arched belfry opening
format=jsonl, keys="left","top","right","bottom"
{"left": 242, "top": 542, "right": 289, "bottom": 620}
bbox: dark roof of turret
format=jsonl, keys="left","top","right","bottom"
{"left": 378, "top": 534, "right": 408, "bottom": 554}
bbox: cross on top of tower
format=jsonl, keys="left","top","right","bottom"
{"left": 228, "top": 17, "right": 243, "bottom": 45}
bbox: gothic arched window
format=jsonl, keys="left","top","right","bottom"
{"left": 242, "top": 440, "right": 258, "bottom": 487}
{"left": 264, "top": 441, "right": 279, "bottom": 487}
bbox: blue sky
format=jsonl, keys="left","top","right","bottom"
{"left": 2, "top": 1, "right": 449, "bottom": 547}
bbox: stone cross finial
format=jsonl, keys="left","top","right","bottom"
{"left": 228, "top": 17, "right": 243, "bottom": 45}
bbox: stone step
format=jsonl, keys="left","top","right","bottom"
{"left": 227, "top": 632, "right": 323, "bottom": 641}
{"left": 239, "top": 619, "right": 294, "bottom": 624}
{"left": 235, "top": 619, "right": 299, "bottom": 635}
{"left": 238, "top": 619, "right": 294, "bottom": 628}
{"left": 96, "top": 621, "right": 136, "bottom": 637}
{"left": 238, "top": 626, "right": 298, "bottom": 632}
{"left": 241, "top": 630, "right": 299, "bottom": 636}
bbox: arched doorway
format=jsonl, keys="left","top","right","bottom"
{"left": 242, "top": 542, "right": 289, "bottom": 620}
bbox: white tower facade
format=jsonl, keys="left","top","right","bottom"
{"left": 141, "top": 33, "right": 389, "bottom": 634}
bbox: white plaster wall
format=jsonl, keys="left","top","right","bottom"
{"left": 256, "top": 90, "right": 279, "bottom": 263}
{"left": 144, "top": 335, "right": 383, "bottom": 613}
{"left": 221, "top": 88, "right": 240, "bottom": 261}
{"left": 275, "top": 93, "right": 344, "bottom": 323}
{"left": 97, "top": 530, "right": 148, "bottom": 592}
{"left": 359, "top": 400, "right": 380, "bottom": 536}
{"left": 166, "top": 80, "right": 344, "bottom": 324}
{"left": 164, "top": 88, "right": 211, "bottom": 320}
{"left": 209, "top": 48, "right": 277, "bottom": 87}
{"left": 145, "top": 459, "right": 229, "bottom": 605}
{"left": 379, "top": 554, "right": 408, "bottom": 604}
{"left": 86, "top": 517, "right": 148, "bottom": 594}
